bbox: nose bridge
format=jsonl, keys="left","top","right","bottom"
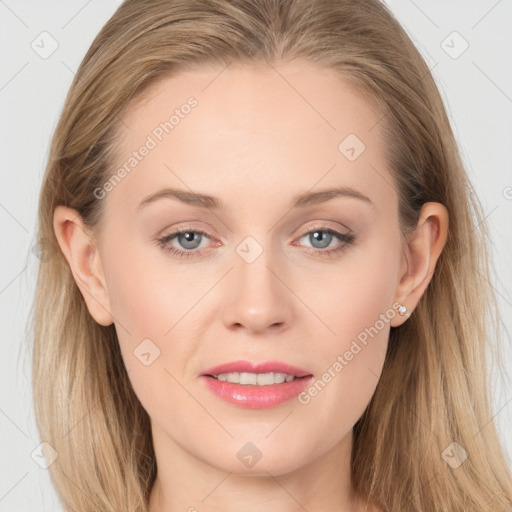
{"left": 222, "top": 233, "right": 292, "bottom": 333}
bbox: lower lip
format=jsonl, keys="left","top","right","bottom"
{"left": 200, "top": 375, "right": 314, "bottom": 409}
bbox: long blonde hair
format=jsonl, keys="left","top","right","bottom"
{"left": 32, "top": 0, "right": 512, "bottom": 510}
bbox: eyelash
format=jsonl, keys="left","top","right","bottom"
{"left": 156, "top": 225, "right": 356, "bottom": 259}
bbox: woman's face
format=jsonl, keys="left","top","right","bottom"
{"left": 94, "top": 60, "right": 406, "bottom": 476}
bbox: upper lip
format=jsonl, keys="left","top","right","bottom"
{"left": 201, "top": 360, "right": 313, "bottom": 378}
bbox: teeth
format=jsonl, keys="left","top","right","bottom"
{"left": 214, "top": 372, "right": 297, "bottom": 385}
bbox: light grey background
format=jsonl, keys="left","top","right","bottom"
{"left": 1, "top": 1, "right": 511, "bottom": 510}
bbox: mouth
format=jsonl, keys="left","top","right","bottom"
{"left": 199, "top": 360, "right": 314, "bottom": 409}
{"left": 200, "top": 360, "right": 313, "bottom": 386}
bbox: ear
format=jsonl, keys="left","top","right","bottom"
{"left": 390, "top": 202, "right": 449, "bottom": 327}
{"left": 53, "top": 205, "right": 114, "bottom": 326}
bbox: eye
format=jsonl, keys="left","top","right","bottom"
{"left": 294, "top": 226, "right": 356, "bottom": 258}
{"left": 156, "top": 227, "right": 216, "bottom": 258}
{"left": 156, "top": 225, "right": 356, "bottom": 259}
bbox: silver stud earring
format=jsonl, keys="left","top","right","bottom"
{"left": 398, "top": 304, "right": 408, "bottom": 316}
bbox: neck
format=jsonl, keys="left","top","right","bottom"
{"left": 148, "top": 423, "right": 366, "bottom": 512}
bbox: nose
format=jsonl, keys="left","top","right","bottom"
{"left": 221, "top": 248, "right": 294, "bottom": 336}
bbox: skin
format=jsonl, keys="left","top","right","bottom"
{"left": 53, "top": 60, "right": 448, "bottom": 512}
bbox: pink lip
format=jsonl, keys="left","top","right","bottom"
{"left": 200, "top": 375, "right": 314, "bottom": 409}
{"left": 201, "top": 360, "right": 312, "bottom": 378}
{"left": 199, "top": 360, "right": 314, "bottom": 409}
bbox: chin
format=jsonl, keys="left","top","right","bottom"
{"left": 202, "top": 439, "right": 313, "bottom": 477}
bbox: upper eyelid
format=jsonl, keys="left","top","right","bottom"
{"left": 296, "top": 222, "right": 352, "bottom": 236}
{"left": 162, "top": 224, "right": 349, "bottom": 238}
{"left": 163, "top": 220, "right": 352, "bottom": 237}
{"left": 160, "top": 224, "right": 352, "bottom": 248}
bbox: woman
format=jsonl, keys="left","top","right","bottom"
{"left": 32, "top": 0, "right": 512, "bottom": 510}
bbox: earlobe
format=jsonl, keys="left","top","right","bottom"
{"left": 53, "top": 205, "right": 114, "bottom": 326}
{"left": 391, "top": 202, "right": 449, "bottom": 327}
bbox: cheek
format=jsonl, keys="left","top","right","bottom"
{"left": 318, "top": 226, "right": 399, "bottom": 345}
{"left": 299, "top": 232, "right": 399, "bottom": 431}
{"left": 102, "top": 236, "right": 199, "bottom": 339}
{"left": 100, "top": 240, "right": 207, "bottom": 407}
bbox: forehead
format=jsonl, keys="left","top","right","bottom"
{"left": 106, "top": 60, "right": 395, "bottom": 217}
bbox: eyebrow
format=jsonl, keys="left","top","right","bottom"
{"left": 137, "top": 186, "right": 373, "bottom": 210}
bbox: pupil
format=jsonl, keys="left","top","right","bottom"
{"left": 311, "top": 230, "right": 331, "bottom": 248}
{"left": 179, "top": 232, "right": 200, "bottom": 249}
